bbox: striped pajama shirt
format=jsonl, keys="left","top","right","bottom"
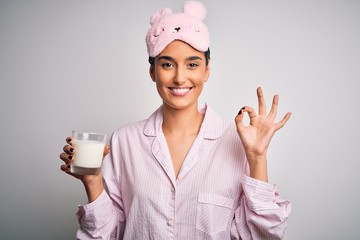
{"left": 76, "top": 104, "right": 291, "bottom": 239}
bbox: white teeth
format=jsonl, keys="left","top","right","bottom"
{"left": 171, "top": 88, "right": 190, "bottom": 93}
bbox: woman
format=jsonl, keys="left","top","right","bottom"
{"left": 60, "top": 1, "right": 291, "bottom": 239}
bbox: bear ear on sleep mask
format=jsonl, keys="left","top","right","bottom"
{"left": 145, "top": 1, "right": 210, "bottom": 57}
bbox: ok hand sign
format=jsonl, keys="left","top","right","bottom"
{"left": 235, "top": 87, "right": 291, "bottom": 181}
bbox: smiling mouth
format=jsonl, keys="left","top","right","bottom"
{"left": 168, "top": 87, "right": 193, "bottom": 96}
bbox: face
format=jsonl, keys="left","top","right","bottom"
{"left": 149, "top": 40, "right": 210, "bottom": 111}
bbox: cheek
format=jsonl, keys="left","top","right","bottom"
{"left": 155, "top": 81, "right": 168, "bottom": 97}
{"left": 195, "top": 83, "right": 204, "bottom": 91}
{"left": 193, "top": 73, "right": 208, "bottom": 86}
{"left": 155, "top": 70, "right": 173, "bottom": 84}
{"left": 155, "top": 81, "right": 164, "bottom": 92}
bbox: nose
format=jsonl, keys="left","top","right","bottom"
{"left": 173, "top": 67, "right": 186, "bottom": 85}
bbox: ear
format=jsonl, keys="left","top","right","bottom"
{"left": 149, "top": 65, "right": 156, "bottom": 82}
{"left": 204, "top": 63, "right": 210, "bottom": 82}
{"left": 150, "top": 8, "right": 172, "bottom": 25}
{"left": 183, "top": 1, "right": 206, "bottom": 20}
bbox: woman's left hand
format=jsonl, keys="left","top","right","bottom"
{"left": 235, "top": 87, "right": 291, "bottom": 180}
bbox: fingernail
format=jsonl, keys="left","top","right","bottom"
{"left": 68, "top": 155, "right": 73, "bottom": 160}
{"left": 70, "top": 148, "right": 74, "bottom": 153}
{"left": 238, "top": 109, "right": 243, "bottom": 115}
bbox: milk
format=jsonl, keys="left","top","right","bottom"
{"left": 71, "top": 139, "right": 105, "bottom": 175}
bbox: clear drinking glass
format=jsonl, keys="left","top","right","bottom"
{"left": 71, "top": 131, "right": 106, "bottom": 175}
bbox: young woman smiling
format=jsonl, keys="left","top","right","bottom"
{"left": 60, "top": 1, "right": 291, "bottom": 239}
{"left": 151, "top": 40, "right": 211, "bottom": 178}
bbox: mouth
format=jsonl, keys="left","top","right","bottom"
{"left": 168, "top": 87, "right": 193, "bottom": 96}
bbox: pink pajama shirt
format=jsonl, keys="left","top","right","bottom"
{"left": 76, "top": 104, "right": 291, "bottom": 239}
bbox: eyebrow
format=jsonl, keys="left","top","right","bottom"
{"left": 157, "top": 55, "right": 203, "bottom": 62}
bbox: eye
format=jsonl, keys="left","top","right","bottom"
{"left": 161, "top": 62, "right": 174, "bottom": 69}
{"left": 188, "top": 63, "right": 199, "bottom": 69}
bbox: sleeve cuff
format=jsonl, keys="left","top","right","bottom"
{"left": 242, "top": 175, "right": 282, "bottom": 211}
{"left": 76, "top": 190, "right": 113, "bottom": 230}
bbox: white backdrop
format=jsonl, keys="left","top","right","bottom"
{"left": 1, "top": 0, "right": 359, "bottom": 239}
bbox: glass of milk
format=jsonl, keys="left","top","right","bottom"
{"left": 71, "top": 131, "right": 107, "bottom": 175}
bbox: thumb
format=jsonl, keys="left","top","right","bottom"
{"left": 235, "top": 107, "right": 245, "bottom": 130}
{"left": 103, "top": 144, "right": 110, "bottom": 159}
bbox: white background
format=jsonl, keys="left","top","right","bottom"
{"left": 1, "top": 0, "right": 359, "bottom": 239}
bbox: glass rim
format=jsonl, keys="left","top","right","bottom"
{"left": 72, "top": 131, "right": 106, "bottom": 136}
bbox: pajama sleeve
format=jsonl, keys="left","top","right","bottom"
{"left": 75, "top": 134, "right": 126, "bottom": 239}
{"left": 231, "top": 175, "right": 291, "bottom": 240}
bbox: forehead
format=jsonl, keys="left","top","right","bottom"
{"left": 159, "top": 40, "right": 203, "bottom": 58}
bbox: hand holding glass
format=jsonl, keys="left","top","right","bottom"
{"left": 71, "top": 131, "right": 106, "bottom": 175}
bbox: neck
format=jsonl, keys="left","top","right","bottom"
{"left": 162, "top": 103, "right": 204, "bottom": 136}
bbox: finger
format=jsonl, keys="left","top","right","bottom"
{"left": 59, "top": 152, "right": 73, "bottom": 164}
{"left": 235, "top": 107, "right": 245, "bottom": 124}
{"left": 60, "top": 164, "right": 78, "bottom": 177}
{"left": 60, "top": 164, "right": 71, "bottom": 172}
{"left": 257, "top": 87, "right": 266, "bottom": 115}
{"left": 235, "top": 108, "right": 247, "bottom": 134}
{"left": 268, "top": 94, "right": 279, "bottom": 120}
{"left": 242, "top": 106, "right": 257, "bottom": 122}
{"left": 66, "top": 137, "right": 73, "bottom": 146}
{"left": 63, "top": 145, "right": 74, "bottom": 155}
{"left": 275, "top": 112, "right": 292, "bottom": 130}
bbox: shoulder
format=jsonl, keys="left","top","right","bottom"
{"left": 111, "top": 106, "right": 162, "bottom": 141}
{"left": 111, "top": 119, "right": 147, "bottom": 140}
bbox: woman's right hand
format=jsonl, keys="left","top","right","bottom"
{"left": 59, "top": 137, "right": 110, "bottom": 202}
